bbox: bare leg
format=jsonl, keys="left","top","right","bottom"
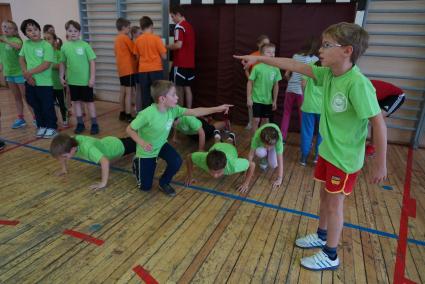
{"left": 252, "top": 117, "right": 260, "bottom": 135}
{"left": 246, "top": 106, "right": 253, "bottom": 129}
{"left": 318, "top": 184, "right": 328, "bottom": 230}
{"left": 119, "top": 86, "right": 126, "bottom": 112}
{"left": 8, "top": 82, "right": 24, "bottom": 117}
{"left": 184, "top": 86, "right": 193, "bottom": 108}
{"left": 125, "top": 86, "right": 132, "bottom": 114}
{"left": 87, "top": 102, "right": 97, "bottom": 118}
{"left": 212, "top": 120, "right": 226, "bottom": 131}
{"left": 324, "top": 192, "right": 345, "bottom": 247}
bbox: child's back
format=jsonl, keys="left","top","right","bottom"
{"left": 114, "top": 33, "right": 137, "bottom": 77}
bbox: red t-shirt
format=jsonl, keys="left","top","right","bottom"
{"left": 173, "top": 20, "right": 195, "bottom": 68}
{"left": 371, "top": 80, "right": 404, "bottom": 100}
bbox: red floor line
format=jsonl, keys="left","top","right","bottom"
{"left": 393, "top": 147, "right": 417, "bottom": 284}
{"left": 132, "top": 265, "right": 159, "bottom": 284}
{"left": 0, "top": 106, "right": 121, "bottom": 155}
{"left": 0, "top": 220, "right": 20, "bottom": 226}
{"left": 63, "top": 229, "right": 105, "bottom": 246}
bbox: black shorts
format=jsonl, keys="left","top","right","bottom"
{"left": 252, "top": 102, "right": 273, "bottom": 119}
{"left": 120, "top": 137, "right": 136, "bottom": 156}
{"left": 188, "top": 118, "right": 216, "bottom": 140}
{"left": 119, "top": 74, "right": 137, "bottom": 87}
{"left": 170, "top": 66, "right": 195, "bottom": 87}
{"left": 378, "top": 94, "right": 405, "bottom": 117}
{"left": 69, "top": 85, "right": 94, "bottom": 102}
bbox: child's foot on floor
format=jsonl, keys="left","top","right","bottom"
{"left": 74, "top": 123, "right": 85, "bottom": 134}
{"left": 159, "top": 184, "right": 176, "bottom": 197}
{"left": 295, "top": 233, "right": 326, "bottom": 248}
{"left": 300, "top": 250, "right": 340, "bottom": 271}
{"left": 11, "top": 118, "right": 26, "bottom": 129}
{"left": 90, "top": 123, "right": 99, "bottom": 135}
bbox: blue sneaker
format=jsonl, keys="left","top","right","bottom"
{"left": 11, "top": 118, "right": 26, "bottom": 129}
{"left": 90, "top": 123, "right": 99, "bottom": 135}
{"left": 74, "top": 123, "right": 85, "bottom": 134}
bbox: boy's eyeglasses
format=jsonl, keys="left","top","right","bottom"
{"left": 321, "top": 42, "right": 343, "bottom": 49}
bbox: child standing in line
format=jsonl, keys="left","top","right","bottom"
{"left": 299, "top": 60, "right": 323, "bottom": 166}
{"left": 244, "top": 35, "right": 270, "bottom": 130}
{"left": 133, "top": 16, "right": 167, "bottom": 110}
{"left": 60, "top": 20, "right": 98, "bottom": 135}
{"left": 280, "top": 40, "right": 319, "bottom": 143}
{"left": 247, "top": 123, "right": 284, "bottom": 189}
{"left": 172, "top": 116, "right": 227, "bottom": 151}
{"left": 114, "top": 18, "right": 137, "bottom": 122}
{"left": 126, "top": 80, "right": 232, "bottom": 197}
{"left": 19, "top": 19, "right": 58, "bottom": 138}
{"left": 235, "top": 22, "right": 387, "bottom": 271}
{"left": 247, "top": 43, "right": 282, "bottom": 135}
{"left": 45, "top": 32, "right": 68, "bottom": 128}
{"left": 185, "top": 130, "right": 255, "bottom": 193}
{"left": 50, "top": 133, "right": 136, "bottom": 190}
{"left": 0, "top": 20, "right": 35, "bottom": 129}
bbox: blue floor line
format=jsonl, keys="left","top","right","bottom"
{"left": 1, "top": 137, "right": 424, "bottom": 247}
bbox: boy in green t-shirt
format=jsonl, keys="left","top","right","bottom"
{"left": 248, "top": 123, "right": 284, "bottom": 189}
{"left": 247, "top": 43, "right": 282, "bottom": 134}
{"left": 186, "top": 131, "right": 256, "bottom": 193}
{"left": 236, "top": 22, "right": 387, "bottom": 271}
{"left": 126, "top": 80, "right": 232, "bottom": 197}
{"left": 50, "top": 133, "right": 136, "bottom": 190}
{"left": 60, "top": 20, "right": 98, "bottom": 135}
{"left": 172, "top": 116, "right": 226, "bottom": 151}
{"left": 19, "top": 19, "right": 58, "bottom": 139}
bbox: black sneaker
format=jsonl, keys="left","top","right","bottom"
{"left": 119, "top": 111, "right": 126, "bottom": 121}
{"left": 90, "top": 123, "right": 100, "bottom": 135}
{"left": 159, "top": 184, "right": 176, "bottom": 197}
{"left": 0, "top": 141, "right": 5, "bottom": 151}
{"left": 74, "top": 123, "right": 85, "bottom": 134}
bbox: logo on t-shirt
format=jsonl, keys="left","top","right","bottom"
{"left": 331, "top": 92, "right": 347, "bottom": 112}
{"left": 5, "top": 45, "right": 11, "bottom": 50}
{"left": 35, "top": 48, "right": 44, "bottom": 57}
{"left": 166, "top": 119, "right": 173, "bottom": 130}
{"left": 76, "top": 47, "right": 84, "bottom": 55}
{"left": 269, "top": 72, "right": 276, "bottom": 81}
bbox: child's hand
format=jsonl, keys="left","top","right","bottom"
{"left": 233, "top": 55, "right": 259, "bottom": 70}
{"left": 272, "top": 102, "right": 277, "bottom": 111}
{"left": 89, "top": 78, "right": 95, "bottom": 88}
{"left": 217, "top": 104, "right": 233, "bottom": 115}
{"left": 141, "top": 141, "right": 153, "bottom": 152}
{"left": 26, "top": 77, "right": 36, "bottom": 86}
{"left": 237, "top": 182, "right": 250, "bottom": 193}
{"left": 247, "top": 98, "right": 253, "bottom": 107}
{"left": 60, "top": 78, "right": 67, "bottom": 87}
{"left": 272, "top": 176, "right": 282, "bottom": 190}
{"left": 89, "top": 182, "right": 107, "bottom": 191}
{"left": 185, "top": 176, "right": 195, "bottom": 186}
{"left": 23, "top": 70, "right": 32, "bottom": 79}
{"left": 370, "top": 161, "right": 387, "bottom": 184}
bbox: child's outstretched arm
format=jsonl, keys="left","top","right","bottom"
{"left": 197, "top": 127, "right": 206, "bottom": 151}
{"left": 237, "top": 161, "right": 256, "bottom": 193}
{"left": 234, "top": 55, "right": 314, "bottom": 79}
{"left": 272, "top": 153, "right": 284, "bottom": 190}
{"left": 370, "top": 113, "right": 387, "bottom": 184}
{"left": 89, "top": 157, "right": 110, "bottom": 190}
{"left": 184, "top": 104, "right": 233, "bottom": 117}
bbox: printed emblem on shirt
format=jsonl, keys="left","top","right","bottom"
{"left": 331, "top": 92, "right": 347, "bottom": 113}
{"left": 5, "top": 45, "right": 11, "bottom": 50}
{"left": 166, "top": 119, "right": 173, "bottom": 130}
{"left": 35, "top": 48, "right": 44, "bottom": 57}
{"left": 269, "top": 72, "right": 276, "bottom": 81}
{"left": 76, "top": 47, "right": 84, "bottom": 55}
{"left": 331, "top": 175, "right": 341, "bottom": 185}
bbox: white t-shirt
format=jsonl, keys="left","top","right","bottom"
{"left": 286, "top": 54, "right": 318, "bottom": 95}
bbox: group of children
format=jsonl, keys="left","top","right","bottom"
{"left": 0, "top": 6, "right": 408, "bottom": 273}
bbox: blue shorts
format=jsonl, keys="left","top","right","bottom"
{"left": 6, "top": 75, "right": 25, "bottom": 84}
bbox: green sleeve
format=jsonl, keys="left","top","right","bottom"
{"left": 18, "top": 42, "right": 25, "bottom": 57}
{"left": 43, "top": 42, "right": 54, "bottom": 62}
{"left": 248, "top": 65, "right": 257, "bottom": 81}
{"left": 311, "top": 65, "right": 329, "bottom": 86}
{"left": 86, "top": 146, "right": 104, "bottom": 164}
{"left": 86, "top": 43, "right": 96, "bottom": 61}
{"left": 231, "top": 158, "right": 249, "bottom": 174}
{"left": 191, "top": 152, "right": 209, "bottom": 172}
{"left": 275, "top": 68, "right": 282, "bottom": 83}
{"left": 349, "top": 79, "right": 381, "bottom": 120}
{"left": 172, "top": 105, "right": 187, "bottom": 118}
{"left": 130, "top": 111, "right": 148, "bottom": 130}
{"left": 190, "top": 117, "right": 202, "bottom": 131}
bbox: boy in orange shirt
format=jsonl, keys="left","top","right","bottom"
{"left": 133, "top": 16, "right": 167, "bottom": 110}
{"left": 114, "top": 18, "right": 137, "bottom": 122}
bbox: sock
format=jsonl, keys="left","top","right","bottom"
{"left": 323, "top": 245, "right": 337, "bottom": 260}
{"left": 77, "top": 116, "right": 84, "bottom": 124}
{"left": 18, "top": 114, "right": 24, "bottom": 119}
{"left": 317, "top": 228, "right": 327, "bottom": 241}
{"left": 91, "top": 117, "right": 98, "bottom": 125}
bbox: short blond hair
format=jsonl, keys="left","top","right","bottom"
{"left": 323, "top": 22, "right": 369, "bottom": 63}
{"left": 151, "top": 80, "right": 175, "bottom": 103}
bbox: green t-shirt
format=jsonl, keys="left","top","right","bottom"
{"left": 52, "top": 49, "right": 62, "bottom": 90}
{"left": 301, "top": 62, "right": 323, "bottom": 114}
{"left": 18, "top": 39, "right": 53, "bottom": 86}
{"left": 2, "top": 37, "right": 23, "bottom": 77}
{"left": 191, "top": 143, "right": 249, "bottom": 175}
{"left": 250, "top": 123, "right": 284, "bottom": 154}
{"left": 75, "top": 135, "right": 125, "bottom": 164}
{"left": 60, "top": 40, "right": 96, "bottom": 86}
{"left": 0, "top": 40, "right": 5, "bottom": 64}
{"left": 130, "top": 104, "right": 187, "bottom": 158}
{"left": 176, "top": 116, "right": 202, "bottom": 135}
{"left": 249, "top": 63, "right": 282, "bottom": 104}
{"left": 312, "top": 65, "right": 381, "bottom": 173}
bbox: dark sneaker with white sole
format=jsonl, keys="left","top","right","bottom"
{"left": 159, "top": 184, "right": 176, "bottom": 197}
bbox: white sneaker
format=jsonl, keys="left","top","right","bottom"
{"left": 300, "top": 250, "right": 340, "bottom": 271}
{"left": 245, "top": 123, "right": 252, "bottom": 130}
{"left": 36, "top": 127, "right": 47, "bottom": 138}
{"left": 43, "top": 128, "right": 58, "bottom": 139}
{"left": 295, "top": 233, "right": 326, "bottom": 248}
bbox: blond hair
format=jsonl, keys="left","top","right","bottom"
{"left": 151, "top": 80, "right": 175, "bottom": 103}
{"left": 323, "top": 22, "right": 369, "bottom": 64}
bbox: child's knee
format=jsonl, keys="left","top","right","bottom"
{"left": 255, "top": 147, "right": 267, "bottom": 158}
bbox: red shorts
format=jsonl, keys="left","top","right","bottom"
{"left": 314, "top": 156, "right": 359, "bottom": 195}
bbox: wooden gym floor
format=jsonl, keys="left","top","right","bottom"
{"left": 0, "top": 88, "right": 424, "bottom": 283}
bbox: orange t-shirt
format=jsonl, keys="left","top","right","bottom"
{"left": 133, "top": 32, "right": 167, "bottom": 72}
{"left": 114, "top": 34, "right": 137, "bottom": 77}
{"left": 248, "top": 50, "right": 261, "bottom": 73}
